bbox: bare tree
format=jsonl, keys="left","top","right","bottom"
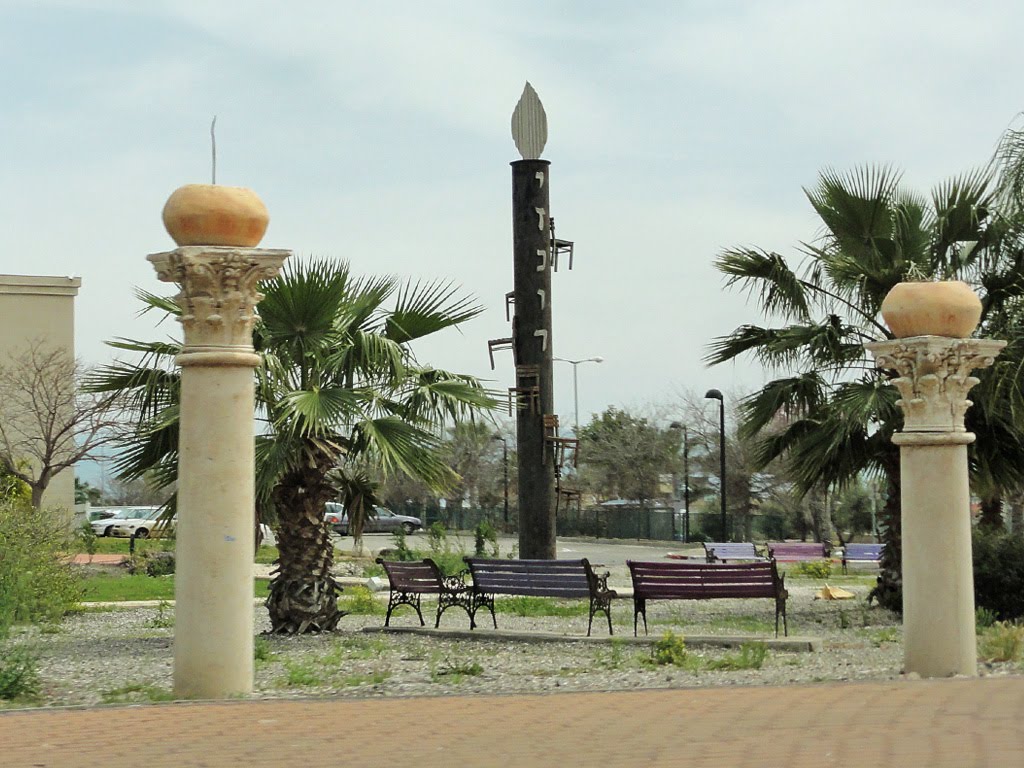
{"left": 0, "top": 345, "right": 120, "bottom": 509}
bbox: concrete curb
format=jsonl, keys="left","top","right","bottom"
{"left": 363, "top": 625, "right": 822, "bottom": 652}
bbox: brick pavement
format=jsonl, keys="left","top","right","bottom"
{"left": 2, "top": 677, "right": 1022, "bottom": 767}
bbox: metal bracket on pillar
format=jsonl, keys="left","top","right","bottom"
{"left": 505, "top": 291, "right": 515, "bottom": 321}
{"left": 487, "top": 337, "right": 515, "bottom": 370}
{"left": 550, "top": 217, "right": 574, "bottom": 272}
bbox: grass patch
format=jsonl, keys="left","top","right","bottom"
{"left": 81, "top": 573, "right": 270, "bottom": 602}
{"left": 279, "top": 659, "right": 323, "bottom": 688}
{"left": 337, "top": 585, "right": 384, "bottom": 615}
{"left": 705, "top": 642, "right": 768, "bottom": 671}
{"left": 327, "top": 636, "right": 388, "bottom": 661}
{"left": 343, "top": 668, "right": 391, "bottom": 687}
{"left": 255, "top": 545, "right": 279, "bottom": 564}
{"left": 594, "top": 638, "right": 630, "bottom": 670}
{"left": 431, "top": 655, "right": 483, "bottom": 683}
{"left": 254, "top": 636, "right": 273, "bottom": 663}
{"left": 644, "top": 632, "right": 769, "bottom": 672}
{"left": 495, "top": 596, "right": 589, "bottom": 618}
{"left": 145, "top": 600, "right": 175, "bottom": 628}
{"left": 101, "top": 682, "right": 175, "bottom": 704}
{"left": 871, "top": 627, "right": 900, "bottom": 646}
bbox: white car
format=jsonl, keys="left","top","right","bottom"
{"left": 109, "top": 507, "right": 173, "bottom": 539}
{"left": 90, "top": 507, "right": 157, "bottom": 538}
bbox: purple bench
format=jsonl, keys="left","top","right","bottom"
{"left": 627, "top": 560, "right": 788, "bottom": 637}
{"left": 766, "top": 541, "right": 830, "bottom": 562}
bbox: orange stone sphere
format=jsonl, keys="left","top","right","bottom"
{"left": 880, "top": 280, "right": 982, "bottom": 338}
{"left": 162, "top": 184, "right": 269, "bottom": 247}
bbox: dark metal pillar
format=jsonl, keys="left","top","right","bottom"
{"left": 512, "top": 158, "right": 555, "bottom": 559}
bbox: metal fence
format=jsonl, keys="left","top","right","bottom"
{"left": 392, "top": 502, "right": 797, "bottom": 543}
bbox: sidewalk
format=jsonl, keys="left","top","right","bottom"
{"left": 3, "top": 676, "right": 1022, "bottom": 767}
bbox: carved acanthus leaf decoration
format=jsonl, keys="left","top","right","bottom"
{"left": 866, "top": 336, "right": 1006, "bottom": 432}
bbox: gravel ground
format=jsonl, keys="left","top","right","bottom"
{"left": 10, "top": 568, "right": 1018, "bottom": 708}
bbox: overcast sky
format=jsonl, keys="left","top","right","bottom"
{"left": 4, "top": 1, "right": 1024, "bottom": 430}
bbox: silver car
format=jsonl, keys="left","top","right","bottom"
{"left": 324, "top": 502, "right": 422, "bottom": 536}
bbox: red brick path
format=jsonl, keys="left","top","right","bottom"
{"left": 2, "top": 677, "right": 1023, "bottom": 767}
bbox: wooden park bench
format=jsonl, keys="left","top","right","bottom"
{"left": 766, "top": 541, "right": 830, "bottom": 563}
{"left": 702, "top": 542, "right": 767, "bottom": 563}
{"left": 375, "top": 558, "right": 474, "bottom": 628}
{"left": 463, "top": 557, "right": 617, "bottom": 636}
{"left": 627, "top": 560, "right": 788, "bottom": 637}
{"left": 841, "top": 543, "right": 884, "bottom": 574}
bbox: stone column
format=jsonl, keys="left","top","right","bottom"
{"left": 148, "top": 245, "right": 289, "bottom": 699}
{"left": 866, "top": 336, "right": 1005, "bottom": 678}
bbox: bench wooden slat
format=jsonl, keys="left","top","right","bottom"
{"left": 627, "top": 559, "right": 788, "bottom": 638}
{"left": 464, "top": 557, "right": 616, "bottom": 636}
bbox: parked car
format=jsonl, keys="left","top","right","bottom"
{"left": 90, "top": 507, "right": 156, "bottom": 538}
{"left": 110, "top": 508, "right": 174, "bottom": 539}
{"left": 324, "top": 502, "right": 422, "bottom": 536}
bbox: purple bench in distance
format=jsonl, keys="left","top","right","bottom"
{"left": 766, "top": 541, "right": 830, "bottom": 562}
{"left": 702, "top": 542, "right": 768, "bottom": 563}
{"left": 841, "top": 543, "right": 884, "bottom": 573}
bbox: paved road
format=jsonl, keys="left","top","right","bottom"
{"left": 3, "top": 677, "right": 1022, "bottom": 767}
{"left": 351, "top": 531, "right": 690, "bottom": 568}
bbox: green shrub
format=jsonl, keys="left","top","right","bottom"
{"left": 474, "top": 521, "right": 499, "bottom": 556}
{"left": 427, "top": 521, "right": 448, "bottom": 554}
{"left": 793, "top": 560, "right": 832, "bottom": 579}
{"left": 651, "top": 631, "right": 689, "bottom": 666}
{"left": 979, "top": 621, "right": 1024, "bottom": 663}
{"left": 976, "top": 606, "right": 999, "bottom": 631}
{"left": 390, "top": 529, "right": 415, "bottom": 561}
{"left": 0, "top": 499, "right": 82, "bottom": 627}
{"left": 76, "top": 518, "right": 98, "bottom": 561}
{"left": 338, "top": 585, "right": 383, "bottom": 615}
{"left": 973, "top": 528, "right": 1024, "bottom": 621}
{"left": 0, "top": 642, "right": 40, "bottom": 701}
{"left": 128, "top": 550, "right": 176, "bottom": 577}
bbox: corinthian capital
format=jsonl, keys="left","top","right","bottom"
{"left": 865, "top": 336, "right": 1006, "bottom": 433}
{"left": 147, "top": 246, "right": 290, "bottom": 351}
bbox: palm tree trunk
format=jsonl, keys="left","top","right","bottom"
{"left": 266, "top": 470, "right": 344, "bottom": 634}
{"left": 870, "top": 457, "right": 902, "bottom": 613}
{"left": 978, "top": 495, "right": 1005, "bottom": 531}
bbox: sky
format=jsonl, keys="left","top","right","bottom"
{"left": 4, "top": 0, "right": 1024, "bottom": 435}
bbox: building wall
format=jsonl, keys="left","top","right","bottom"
{"left": 0, "top": 274, "right": 82, "bottom": 513}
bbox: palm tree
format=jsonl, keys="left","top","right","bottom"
{"left": 707, "top": 163, "right": 1024, "bottom": 610}
{"left": 89, "top": 259, "right": 496, "bottom": 634}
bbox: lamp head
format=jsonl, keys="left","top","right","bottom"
{"left": 704, "top": 389, "right": 724, "bottom": 401}
{"left": 591, "top": 356, "right": 604, "bottom": 363}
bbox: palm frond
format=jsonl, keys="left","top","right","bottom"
{"left": 385, "top": 279, "right": 485, "bottom": 343}
{"left": 714, "top": 248, "right": 810, "bottom": 320}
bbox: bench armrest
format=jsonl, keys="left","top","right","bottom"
{"left": 441, "top": 569, "right": 471, "bottom": 592}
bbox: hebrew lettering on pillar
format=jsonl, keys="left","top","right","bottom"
{"left": 865, "top": 337, "right": 1006, "bottom": 432}
{"left": 148, "top": 246, "right": 290, "bottom": 350}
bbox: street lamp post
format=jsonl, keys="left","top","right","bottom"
{"left": 669, "top": 422, "right": 690, "bottom": 542}
{"left": 705, "top": 389, "right": 727, "bottom": 541}
{"left": 553, "top": 356, "right": 604, "bottom": 432}
{"left": 493, "top": 434, "right": 509, "bottom": 525}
